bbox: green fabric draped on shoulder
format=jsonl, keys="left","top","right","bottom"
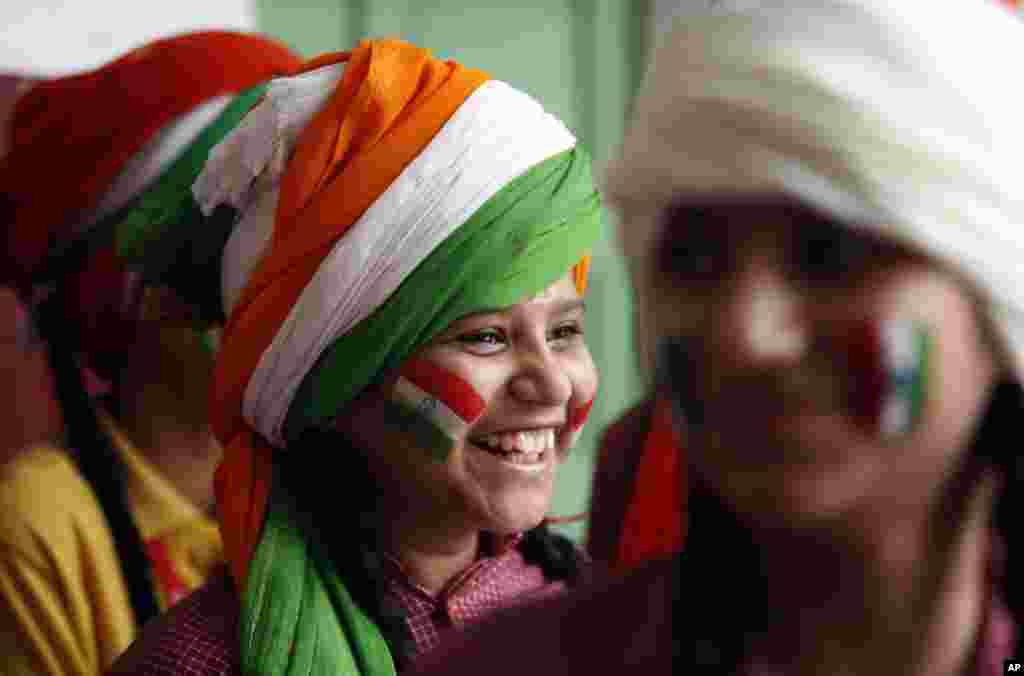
{"left": 242, "top": 145, "right": 601, "bottom": 676}
{"left": 243, "top": 490, "right": 395, "bottom": 676}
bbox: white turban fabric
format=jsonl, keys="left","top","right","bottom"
{"left": 605, "top": 0, "right": 1024, "bottom": 381}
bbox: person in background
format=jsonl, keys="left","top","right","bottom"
{"left": 0, "top": 75, "right": 63, "bottom": 464}
{"left": 109, "top": 37, "right": 600, "bottom": 675}
{"left": 411, "top": 1, "right": 1023, "bottom": 674}
{"left": 0, "top": 286, "right": 63, "bottom": 464}
{"left": 0, "top": 33, "right": 301, "bottom": 676}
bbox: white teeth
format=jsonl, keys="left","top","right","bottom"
{"left": 506, "top": 451, "right": 541, "bottom": 465}
{"left": 474, "top": 428, "right": 561, "bottom": 455}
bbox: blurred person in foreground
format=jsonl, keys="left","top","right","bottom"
{"left": 412, "top": 1, "right": 1023, "bottom": 674}
{"left": 0, "top": 33, "right": 301, "bottom": 676}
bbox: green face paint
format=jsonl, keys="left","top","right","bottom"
{"left": 879, "top": 320, "right": 931, "bottom": 439}
{"left": 849, "top": 319, "right": 931, "bottom": 440}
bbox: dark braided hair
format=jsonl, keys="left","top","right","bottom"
{"left": 519, "top": 521, "right": 587, "bottom": 587}
{"left": 32, "top": 283, "right": 161, "bottom": 628}
{"left": 670, "top": 380, "right": 1024, "bottom": 674}
{"left": 279, "top": 425, "right": 585, "bottom": 671}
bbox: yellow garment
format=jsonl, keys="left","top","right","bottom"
{"left": 0, "top": 419, "right": 222, "bottom": 676}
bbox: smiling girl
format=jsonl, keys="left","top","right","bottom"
{"left": 109, "top": 38, "right": 601, "bottom": 676}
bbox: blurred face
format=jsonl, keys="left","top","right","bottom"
{"left": 0, "top": 288, "right": 62, "bottom": 460}
{"left": 340, "top": 273, "right": 598, "bottom": 535}
{"left": 620, "top": 198, "right": 999, "bottom": 524}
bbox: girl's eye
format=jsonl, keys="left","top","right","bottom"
{"left": 790, "top": 221, "right": 876, "bottom": 286}
{"left": 548, "top": 322, "right": 583, "bottom": 349}
{"left": 657, "top": 205, "right": 731, "bottom": 285}
{"left": 457, "top": 329, "right": 507, "bottom": 355}
{"left": 786, "top": 205, "right": 884, "bottom": 288}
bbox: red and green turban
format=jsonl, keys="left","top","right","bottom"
{"left": 1, "top": 31, "right": 302, "bottom": 375}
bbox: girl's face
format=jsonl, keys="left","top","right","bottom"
{"left": 340, "top": 273, "right": 598, "bottom": 536}
{"left": 622, "top": 199, "right": 999, "bottom": 524}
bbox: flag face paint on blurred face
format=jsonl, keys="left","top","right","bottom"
{"left": 389, "top": 358, "right": 486, "bottom": 461}
{"left": 566, "top": 398, "right": 594, "bottom": 449}
{"left": 879, "top": 320, "right": 931, "bottom": 439}
{"left": 849, "top": 319, "right": 931, "bottom": 440}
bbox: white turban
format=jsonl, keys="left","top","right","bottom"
{"left": 606, "top": 0, "right": 1024, "bottom": 380}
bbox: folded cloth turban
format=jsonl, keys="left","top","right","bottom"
{"left": 165, "top": 39, "right": 602, "bottom": 675}
{"left": 1, "top": 31, "right": 302, "bottom": 376}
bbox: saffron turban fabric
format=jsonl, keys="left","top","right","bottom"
{"left": 186, "top": 39, "right": 600, "bottom": 675}
{"left": 604, "top": 0, "right": 1024, "bottom": 569}
{"left": 0, "top": 31, "right": 302, "bottom": 375}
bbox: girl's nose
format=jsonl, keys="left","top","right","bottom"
{"left": 508, "top": 348, "right": 574, "bottom": 406}
{"left": 723, "top": 261, "right": 809, "bottom": 367}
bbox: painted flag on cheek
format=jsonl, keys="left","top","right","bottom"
{"left": 388, "top": 358, "right": 486, "bottom": 461}
{"left": 880, "top": 320, "right": 931, "bottom": 439}
{"left": 566, "top": 398, "right": 594, "bottom": 449}
{"left": 848, "top": 319, "right": 931, "bottom": 440}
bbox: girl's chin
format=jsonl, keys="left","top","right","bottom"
{"left": 474, "top": 496, "right": 553, "bottom": 535}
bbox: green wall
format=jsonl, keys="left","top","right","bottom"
{"left": 257, "top": 1, "right": 647, "bottom": 540}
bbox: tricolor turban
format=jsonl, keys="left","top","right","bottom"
{"left": 603, "top": 0, "right": 1024, "bottom": 569}
{"left": 182, "top": 40, "right": 600, "bottom": 675}
{"left": 0, "top": 31, "right": 302, "bottom": 376}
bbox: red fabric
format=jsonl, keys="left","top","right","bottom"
{"left": 1, "top": 30, "right": 303, "bottom": 286}
{"left": 614, "top": 397, "right": 686, "bottom": 573}
{"left": 585, "top": 400, "right": 654, "bottom": 567}
{"left": 145, "top": 539, "right": 189, "bottom": 609}
{"left": 399, "top": 358, "right": 486, "bottom": 423}
{"left": 1, "top": 31, "right": 302, "bottom": 378}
